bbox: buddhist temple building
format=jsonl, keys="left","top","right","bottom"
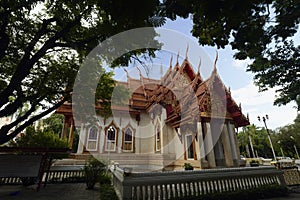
{"left": 56, "top": 54, "right": 249, "bottom": 171}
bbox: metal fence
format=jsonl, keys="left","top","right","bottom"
{"left": 0, "top": 165, "right": 85, "bottom": 185}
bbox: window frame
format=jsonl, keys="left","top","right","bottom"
{"left": 86, "top": 126, "right": 99, "bottom": 151}
{"left": 122, "top": 125, "right": 135, "bottom": 152}
{"left": 104, "top": 121, "right": 119, "bottom": 152}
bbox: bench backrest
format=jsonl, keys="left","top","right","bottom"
{"left": 0, "top": 154, "right": 43, "bottom": 177}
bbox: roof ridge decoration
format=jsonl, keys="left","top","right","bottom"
{"left": 169, "top": 55, "right": 173, "bottom": 69}
{"left": 123, "top": 67, "right": 131, "bottom": 87}
{"left": 185, "top": 44, "right": 189, "bottom": 60}
{"left": 175, "top": 51, "right": 180, "bottom": 70}
{"left": 197, "top": 57, "right": 201, "bottom": 75}
{"left": 213, "top": 50, "right": 218, "bottom": 75}
{"left": 136, "top": 66, "right": 147, "bottom": 97}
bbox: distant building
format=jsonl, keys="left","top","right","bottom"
{"left": 57, "top": 56, "right": 249, "bottom": 171}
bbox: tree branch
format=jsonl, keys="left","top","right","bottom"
{"left": 0, "top": 16, "right": 82, "bottom": 107}
{"left": 0, "top": 98, "right": 66, "bottom": 144}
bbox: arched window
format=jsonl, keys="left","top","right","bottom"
{"left": 155, "top": 125, "right": 161, "bottom": 152}
{"left": 123, "top": 127, "right": 134, "bottom": 151}
{"left": 105, "top": 125, "right": 117, "bottom": 151}
{"left": 86, "top": 126, "right": 98, "bottom": 151}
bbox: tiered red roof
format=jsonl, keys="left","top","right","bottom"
{"left": 57, "top": 56, "right": 249, "bottom": 128}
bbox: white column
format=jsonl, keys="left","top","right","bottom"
{"left": 227, "top": 122, "right": 238, "bottom": 166}
{"left": 204, "top": 122, "right": 216, "bottom": 168}
{"left": 99, "top": 128, "right": 104, "bottom": 154}
{"left": 160, "top": 122, "right": 164, "bottom": 154}
{"left": 214, "top": 140, "right": 225, "bottom": 166}
{"left": 231, "top": 123, "right": 241, "bottom": 162}
{"left": 221, "top": 125, "right": 234, "bottom": 167}
{"left": 196, "top": 122, "right": 207, "bottom": 169}
{"left": 77, "top": 123, "right": 85, "bottom": 154}
{"left": 117, "top": 129, "right": 122, "bottom": 153}
{"left": 197, "top": 122, "right": 205, "bottom": 159}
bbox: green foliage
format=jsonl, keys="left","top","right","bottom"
{"left": 84, "top": 157, "right": 106, "bottom": 189}
{"left": 42, "top": 114, "right": 64, "bottom": 134}
{"left": 272, "top": 113, "right": 300, "bottom": 159}
{"left": 239, "top": 114, "right": 300, "bottom": 159}
{"left": 99, "top": 173, "right": 112, "bottom": 185}
{"left": 11, "top": 125, "right": 69, "bottom": 159}
{"left": 13, "top": 126, "right": 68, "bottom": 149}
{"left": 184, "top": 163, "right": 194, "bottom": 170}
{"left": 238, "top": 125, "right": 272, "bottom": 158}
{"left": 1, "top": 0, "right": 299, "bottom": 146}
{"left": 99, "top": 184, "right": 119, "bottom": 200}
{"left": 0, "top": 0, "right": 161, "bottom": 144}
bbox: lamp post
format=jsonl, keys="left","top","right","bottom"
{"left": 246, "top": 125, "right": 255, "bottom": 158}
{"left": 290, "top": 136, "right": 300, "bottom": 159}
{"left": 277, "top": 140, "right": 285, "bottom": 157}
{"left": 258, "top": 115, "right": 277, "bottom": 161}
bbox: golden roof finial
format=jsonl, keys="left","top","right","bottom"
{"left": 169, "top": 55, "right": 173, "bottom": 69}
{"left": 213, "top": 50, "right": 218, "bottom": 72}
{"left": 185, "top": 44, "right": 189, "bottom": 59}
{"left": 123, "top": 67, "right": 130, "bottom": 86}
{"left": 197, "top": 56, "right": 201, "bottom": 74}
{"left": 135, "top": 66, "right": 142, "bottom": 78}
{"left": 123, "top": 67, "right": 129, "bottom": 76}
{"left": 176, "top": 51, "right": 179, "bottom": 65}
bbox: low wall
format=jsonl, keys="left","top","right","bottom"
{"left": 111, "top": 166, "right": 286, "bottom": 200}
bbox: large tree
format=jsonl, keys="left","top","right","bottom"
{"left": 164, "top": 0, "right": 300, "bottom": 110}
{"left": 2, "top": 0, "right": 300, "bottom": 144}
{"left": 0, "top": 0, "right": 162, "bottom": 144}
{"left": 272, "top": 114, "right": 300, "bottom": 158}
{"left": 238, "top": 124, "right": 273, "bottom": 158}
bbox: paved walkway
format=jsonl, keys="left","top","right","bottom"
{"left": 0, "top": 183, "right": 100, "bottom": 200}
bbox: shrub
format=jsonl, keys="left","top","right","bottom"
{"left": 184, "top": 163, "right": 194, "bottom": 170}
{"left": 11, "top": 126, "right": 69, "bottom": 159}
{"left": 84, "top": 158, "right": 106, "bottom": 189}
{"left": 99, "top": 173, "right": 111, "bottom": 185}
{"left": 99, "top": 184, "right": 119, "bottom": 200}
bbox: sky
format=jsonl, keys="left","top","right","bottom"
{"left": 114, "top": 17, "right": 298, "bottom": 130}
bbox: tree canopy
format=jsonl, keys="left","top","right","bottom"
{"left": 0, "top": 0, "right": 162, "bottom": 144}
{"left": 238, "top": 114, "right": 300, "bottom": 159}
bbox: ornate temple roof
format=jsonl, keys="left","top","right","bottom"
{"left": 56, "top": 54, "right": 250, "bottom": 128}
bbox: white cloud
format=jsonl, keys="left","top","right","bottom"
{"left": 231, "top": 83, "right": 298, "bottom": 129}
{"left": 232, "top": 58, "right": 253, "bottom": 70}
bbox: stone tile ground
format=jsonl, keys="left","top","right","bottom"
{"left": 0, "top": 183, "right": 100, "bottom": 200}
